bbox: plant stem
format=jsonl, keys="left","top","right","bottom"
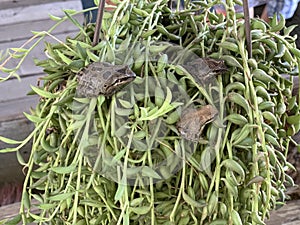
{"left": 93, "top": 0, "right": 105, "bottom": 47}
{"left": 243, "top": 0, "right": 252, "bottom": 58}
{"left": 170, "top": 140, "right": 186, "bottom": 222}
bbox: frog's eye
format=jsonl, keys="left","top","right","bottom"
{"left": 117, "top": 68, "right": 127, "bottom": 74}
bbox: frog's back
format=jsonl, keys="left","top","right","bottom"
{"left": 77, "top": 62, "right": 113, "bottom": 97}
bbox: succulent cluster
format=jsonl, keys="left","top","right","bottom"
{"left": 1, "top": 0, "right": 299, "bottom": 225}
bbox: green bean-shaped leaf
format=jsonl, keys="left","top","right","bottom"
{"left": 253, "top": 68, "right": 278, "bottom": 85}
{"left": 48, "top": 192, "right": 74, "bottom": 201}
{"left": 16, "top": 150, "right": 26, "bottom": 166}
{"left": 22, "top": 190, "right": 30, "bottom": 209}
{"left": 227, "top": 92, "right": 250, "bottom": 113}
{"left": 51, "top": 164, "right": 76, "bottom": 174}
{"left": 225, "top": 82, "right": 245, "bottom": 94}
{"left": 114, "top": 179, "right": 126, "bottom": 201}
{"left": 262, "top": 122, "right": 278, "bottom": 138}
{"left": 55, "top": 50, "right": 72, "bottom": 65}
{"left": 155, "top": 86, "right": 165, "bottom": 107}
{"left": 232, "top": 124, "right": 255, "bottom": 145}
{"left": 130, "top": 205, "right": 151, "bottom": 215}
{"left": 207, "top": 191, "right": 218, "bottom": 215}
{"left": 208, "top": 219, "right": 228, "bottom": 225}
{"left": 222, "top": 178, "right": 238, "bottom": 196}
{"left": 221, "top": 55, "right": 243, "bottom": 69}
{"left": 221, "top": 159, "right": 245, "bottom": 180}
{"left": 31, "top": 86, "right": 58, "bottom": 99}
{"left": 41, "top": 138, "right": 58, "bottom": 152}
{"left": 37, "top": 203, "right": 56, "bottom": 210}
{"left": 256, "top": 85, "right": 270, "bottom": 100}
{"left": 231, "top": 209, "right": 243, "bottom": 225}
{"left": 86, "top": 49, "right": 99, "bottom": 62}
{"left": 218, "top": 41, "right": 239, "bottom": 53}
{"left": 183, "top": 191, "right": 206, "bottom": 208}
{"left": 149, "top": 44, "right": 171, "bottom": 53}
{"left": 258, "top": 101, "right": 275, "bottom": 110}
{"left": 178, "top": 216, "right": 190, "bottom": 225}
{"left": 251, "top": 19, "right": 267, "bottom": 32}
{"left": 130, "top": 197, "right": 144, "bottom": 207}
{"left": 265, "top": 133, "right": 280, "bottom": 146}
{"left": 0, "top": 136, "right": 22, "bottom": 145}
{"left": 106, "top": 42, "right": 115, "bottom": 62}
{"left": 23, "top": 112, "right": 44, "bottom": 123}
{"left": 246, "top": 175, "right": 265, "bottom": 186}
{"left": 141, "top": 166, "right": 161, "bottom": 179}
{"left": 67, "top": 120, "right": 85, "bottom": 131}
{"left": 262, "top": 111, "right": 278, "bottom": 127}
{"left": 225, "top": 113, "right": 248, "bottom": 125}
{"left": 157, "top": 54, "right": 168, "bottom": 72}
{"left": 141, "top": 29, "right": 157, "bottom": 38}
{"left": 270, "top": 14, "right": 285, "bottom": 32}
{"left": 165, "top": 110, "right": 180, "bottom": 124}
{"left": 48, "top": 13, "right": 62, "bottom": 21}
{"left": 251, "top": 211, "right": 265, "bottom": 224}
{"left": 287, "top": 114, "right": 300, "bottom": 125}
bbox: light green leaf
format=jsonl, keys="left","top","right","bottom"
{"left": 130, "top": 197, "right": 144, "bottom": 207}
{"left": 112, "top": 149, "right": 126, "bottom": 164}
{"left": 48, "top": 14, "right": 62, "bottom": 21}
{"left": 67, "top": 120, "right": 85, "bottom": 131}
{"left": 141, "top": 166, "right": 161, "bottom": 179}
{"left": 0, "top": 136, "right": 22, "bottom": 144}
{"left": 48, "top": 192, "right": 75, "bottom": 201}
{"left": 37, "top": 203, "right": 56, "bottom": 210}
{"left": 23, "top": 112, "right": 44, "bottom": 123}
{"left": 30, "top": 85, "right": 58, "bottom": 99}
{"left": 130, "top": 205, "right": 151, "bottom": 215}
{"left": 55, "top": 50, "right": 72, "bottom": 65}
{"left": 0, "top": 148, "right": 18, "bottom": 153}
{"left": 86, "top": 49, "right": 99, "bottom": 62}
{"left": 51, "top": 164, "right": 77, "bottom": 174}
{"left": 10, "top": 47, "right": 28, "bottom": 53}
{"left": 221, "top": 159, "right": 245, "bottom": 180}
{"left": 183, "top": 191, "right": 206, "bottom": 208}
{"left": 114, "top": 179, "right": 126, "bottom": 201}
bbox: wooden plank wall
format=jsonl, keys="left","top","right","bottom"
{"left": 0, "top": 0, "right": 58, "bottom": 10}
{"left": 0, "top": 0, "right": 83, "bottom": 105}
{"left": 0, "top": 0, "right": 83, "bottom": 204}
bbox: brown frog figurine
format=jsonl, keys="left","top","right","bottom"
{"left": 76, "top": 62, "right": 136, "bottom": 97}
{"left": 176, "top": 104, "right": 218, "bottom": 142}
{"left": 182, "top": 58, "right": 227, "bottom": 86}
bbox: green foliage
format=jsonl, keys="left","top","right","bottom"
{"left": 1, "top": 0, "right": 300, "bottom": 225}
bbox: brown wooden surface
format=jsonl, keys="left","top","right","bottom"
{"left": 1, "top": 199, "right": 300, "bottom": 224}
{"left": 0, "top": 202, "right": 21, "bottom": 220}
{"left": 0, "top": 1, "right": 82, "bottom": 27}
{"left": 266, "top": 200, "right": 300, "bottom": 225}
{"left": 0, "top": 200, "right": 38, "bottom": 224}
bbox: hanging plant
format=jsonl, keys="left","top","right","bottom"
{"left": 0, "top": 0, "right": 299, "bottom": 224}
